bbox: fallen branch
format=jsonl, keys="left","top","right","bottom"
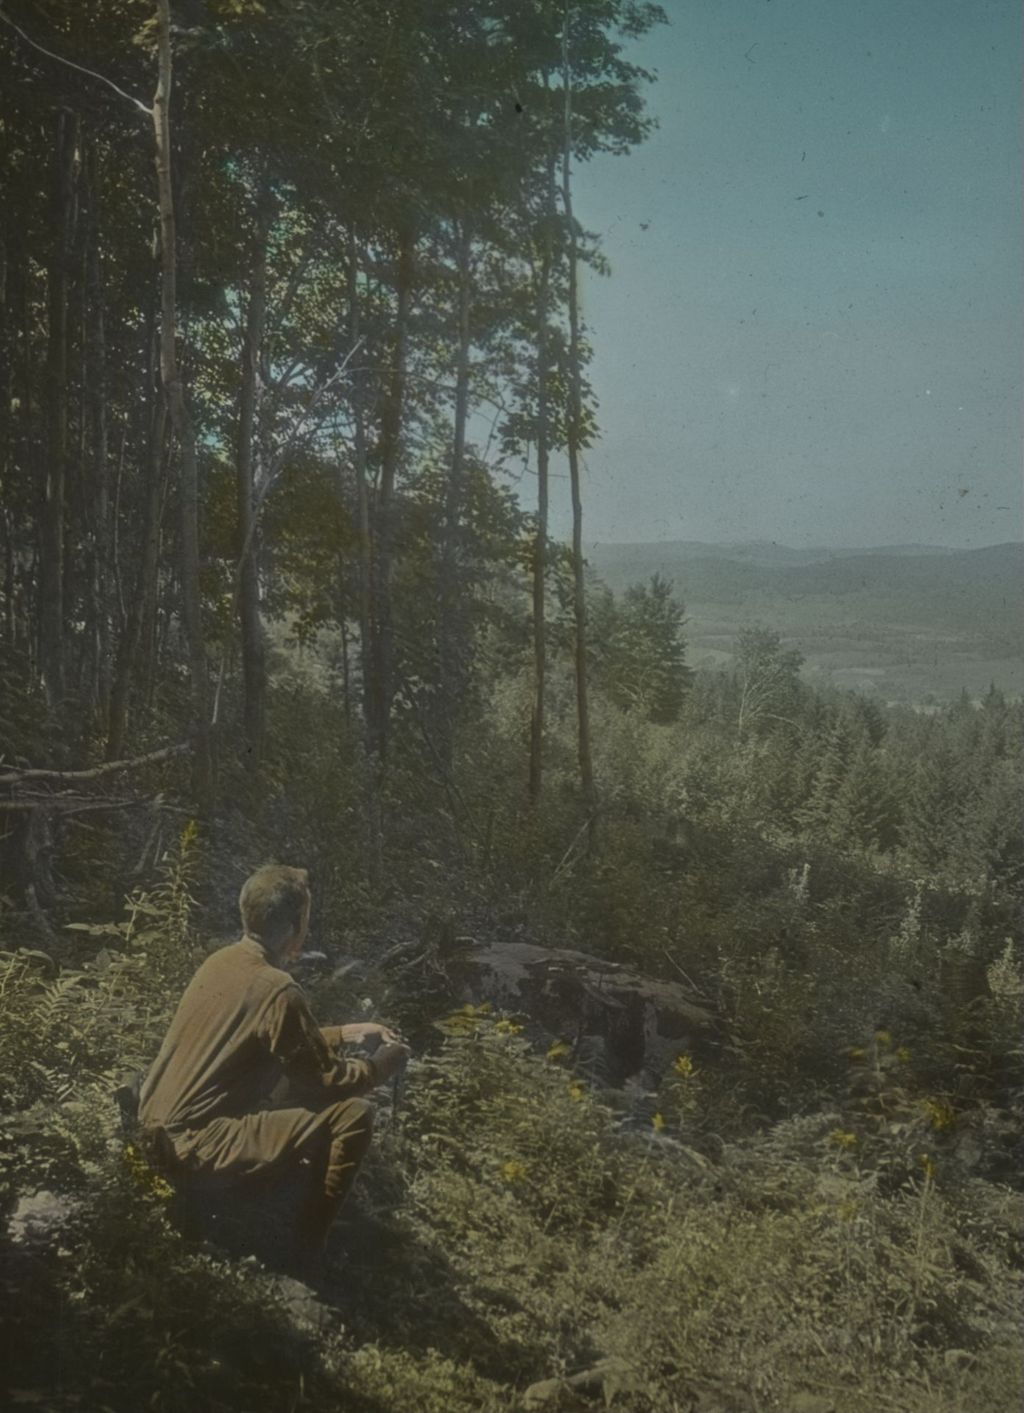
{"left": 0, "top": 742, "right": 189, "bottom": 787}
{"left": 661, "top": 947, "right": 713, "bottom": 1001}
{"left": 0, "top": 795, "right": 181, "bottom": 817}
{"left": 549, "top": 814, "right": 595, "bottom": 889}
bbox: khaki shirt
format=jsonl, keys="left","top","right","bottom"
{"left": 139, "top": 937, "right": 374, "bottom": 1136}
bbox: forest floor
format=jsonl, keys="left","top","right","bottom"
{"left": 2, "top": 928, "right": 1022, "bottom": 1413}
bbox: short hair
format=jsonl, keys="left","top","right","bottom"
{"left": 239, "top": 865, "right": 310, "bottom": 951}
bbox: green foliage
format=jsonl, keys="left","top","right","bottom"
{"left": 735, "top": 625, "right": 806, "bottom": 738}
{"left": 589, "top": 573, "right": 690, "bottom": 723}
{"left": 0, "top": 825, "right": 202, "bottom": 1215}
{"left": 2, "top": 911, "right": 1022, "bottom": 1413}
{"left": 62, "top": 819, "right": 203, "bottom": 999}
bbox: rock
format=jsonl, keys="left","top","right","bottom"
{"left": 270, "top": 1275, "right": 339, "bottom": 1334}
{"left": 522, "top": 1357, "right": 643, "bottom": 1409}
{"left": 954, "top": 1133, "right": 983, "bottom": 1170}
{"left": 8, "top": 1190, "right": 80, "bottom": 1246}
{"left": 521, "top": 1377, "right": 586, "bottom": 1410}
{"left": 788, "top": 1394, "right": 836, "bottom": 1413}
{"left": 454, "top": 940, "right": 717, "bottom": 1084}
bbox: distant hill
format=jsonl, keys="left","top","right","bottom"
{"left": 589, "top": 540, "right": 959, "bottom": 572}
{"left": 587, "top": 540, "right": 1024, "bottom": 704}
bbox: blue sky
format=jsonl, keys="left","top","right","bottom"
{"left": 548, "top": 0, "right": 1021, "bottom": 548}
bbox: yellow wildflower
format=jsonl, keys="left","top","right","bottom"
{"left": 651, "top": 1112, "right": 666, "bottom": 1132}
{"left": 874, "top": 1030, "right": 892, "bottom": 1048}
{"left": 500, "top": 1160, "right": 526, "bottom": 1184}
{"left": 896, "top": 1046, "right": 911, "bottom": 1063}
{"left": 495, "top": 1018, "right": 523, "bottom": 1036}
{"left": 847, "top": 1047, "right": 866, "bottom": 1061}
{"left": 828, "top": 1129, "right": 858, "bottom": 1150}
{"left": 122, "top": 1143, "right": 173, "bottom": 1201}
{"left": 435, "top": 1012, "right": 478, "bottom": 1036}
{"left": 567, "top": 1081, "right": 584, "bottom": 1103}
{"left": 673, "top": 1054, "right": 695, "bottom": 1078}
{"left": 920, "top": 1097, "right": 956, "bottom": 1131}
{"left": 546, "top": 1039, "right": 571, "bottom": 1061}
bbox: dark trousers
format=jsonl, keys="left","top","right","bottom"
{"left": 153, "top": 1091, "right": 375, "bottom": 1262}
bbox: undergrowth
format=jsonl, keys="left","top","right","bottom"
{"left": 1, "top": 854, "right": 1021, "bottom": 1413}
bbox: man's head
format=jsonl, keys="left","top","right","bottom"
{"left": 239, "top": 864, "right": 311, "bottom": 962}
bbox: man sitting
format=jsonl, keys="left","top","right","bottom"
{"left": 139, "top": 863, "right": 409, "bottom": 1279}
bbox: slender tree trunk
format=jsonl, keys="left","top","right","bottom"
{"left": 368, "top": 229, "right": 414, "bottom": 766}
{"left": 437, "top": 218, "right": 472, "bottom": 767}
{"left": 347, "top": 228, "right": 374, "bottom": 737}
{"left": 106, "top": 395, "right": 167, "bottom": 760}
{"left": 346, "top": 229, "right": 383, "bottom": 874}
{"left": 529, "top": 155, "right": 557, "bottom": 807}
{"left": 153, "top": 0, "right": 212, "bottom": 803}
{"left": 236, "top": 193, "right": 270, "bottom": 762}
{"left": 40, "top": 110, "right": 77, "bottom": 712}
{"left": 14, "top": 238, "right": 36, "bottom": 660}
{"left": 562, "top": 8, "right": 597, "bottom": 841}
{"left": 339, "top": 585, "right": 351, "bottom": 724}
{"left": 84, "top": 142, "right": 111, "bottom": 717}
{"left": 2, "top": 510, "right": 14, "bottom": 648}
{"left": 140, "top": 417, "right": 172, "bottom": 706}
{"left": 69, "top": 165, "right": 89, "bottom": 710}
{"left": 138, "top": 312, "right": 167, "bottom": 708}
{"left": 0, "top": 238, "right": 14, "bottom": 650}
{"left": 110, "top": 414, "right": 128, "bottom": 639}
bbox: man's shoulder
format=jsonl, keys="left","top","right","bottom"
{"left": 195, "top": 938, "right": 296, "bottom": 998}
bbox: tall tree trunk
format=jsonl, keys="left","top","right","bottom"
{"left": 339, "top": 574, "right": 351, "bottom": 724}
{"left": 39, "top": 110, "right": 77, "bottom": 712}
{"left": 139, "top": 400, "right": 170, "bottom": 707}
{"left": 153, "top": 0, "right": 212, "bottom": 803}
{"left": 529, "top": 154, "right": 557, "bottom": 807}
{"left": 346, "top": 228, "right": 374, "bottom": 742}
{"left": 236, "top": 193, "right": 269, "bottom": 763}
{"left": 106, "top": 393, "right": 167, "bottom": 760}
{"left": 13, "top": 236, "right": 36, "bottom": 660}
{"left": 346, "top": 229, "right": 384, "bottom": 875}
{"left": 368, "top": 229, "right": 414, "bottom": 767}
{"left": 562, "top": 8, "right": 597, "bottom": 840}
{"left": 437, "top": 218, "right": 472, "bottom": 767}
{"left": 84, "top": 141, "right": 111, "bottom": 717}
{"left": 0, "top": 237, "right": 14, "bottom": 650}
{"left": 2, "top": 510, "right": 14, "bottom": 649}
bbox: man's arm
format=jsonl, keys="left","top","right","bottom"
{"left": 322, "top": 1022, "right": 399, "bottom": 1051}
{"left": 260, "top": 986, "right": 378, "bottom": 1100}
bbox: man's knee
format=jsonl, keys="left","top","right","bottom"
{"left": 327, "top": 1097, "right": 374, "bottom": 1146}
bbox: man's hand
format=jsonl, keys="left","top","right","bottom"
{"left": 370, "top": 1041, "right": 411, "bottom": 1085}
{"left": 340, "top": 1022, "right": 400, "bottom": 1050}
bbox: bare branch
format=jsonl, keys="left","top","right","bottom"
{"left": 255, "top": 335, "right": 367, "bottom": 505}
{"left": 0, "top": 7, "right": 152, "bottom": 118}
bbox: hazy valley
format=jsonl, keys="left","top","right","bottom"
{"left": 589, "top": 539, "right": 1024, "bottom": 704}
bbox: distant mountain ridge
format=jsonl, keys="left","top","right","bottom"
{"left": 587, "top": 539, "right": 1011, "bottom": 571}
{"left": 588, "top": 540, "right": 1022, "bottom": 593}
{"left": 586, "top": 540, "right": 1023, "bottom": 703}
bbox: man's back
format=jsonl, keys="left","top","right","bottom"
{"left": 140, "top": 938, "right": 293, "bottom": 1134}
